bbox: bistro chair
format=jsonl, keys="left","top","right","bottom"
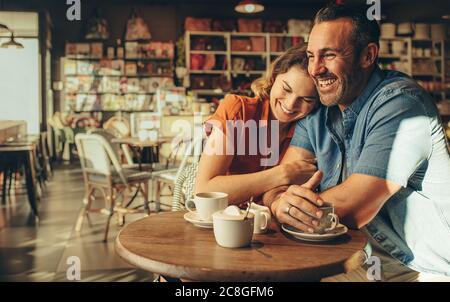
{"left": 103, "top": 116, "right": 131, "bottom": 138}
{"left": 151, "top": 135, "right": 194, "bottom": 210}
{"left": 171, "top": 137, "right": 203, "bottom": 211}
{"left": 87, "top": 128, "right": 134, "bottom": 165}
{"left": 74, "top": 133, "right": 152, "bottom": 242}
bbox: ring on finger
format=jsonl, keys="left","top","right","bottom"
{"left": 285, "top": 205, "right": 292, "bottom": 216}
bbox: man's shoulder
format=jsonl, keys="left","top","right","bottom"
{"left": 367, "top": 69, "right": 434, "bottom": 115}
{"left": 375, "top": 70, "right": 424, "bottom": 101}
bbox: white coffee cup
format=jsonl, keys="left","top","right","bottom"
{"left": 212, "top": 206, "right": 254, "bottom": 248}
{"left": 315, "top": 204, "right": 339, "bottom": 234}
{"left": 248, "top": 203, "right": 271, "bottom": 234}
{"left": 186, "top": 192, "right": 228, "bottom": 221}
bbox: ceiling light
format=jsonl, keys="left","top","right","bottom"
{"left": 235, "top": 0, "right": 264, "bottom": 14}
{"left": 1, "top": 32, "right": 24, "bottom": 49}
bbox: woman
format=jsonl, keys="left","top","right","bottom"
{"left": 195, "top": 44, "right": 318, "bottom": 205}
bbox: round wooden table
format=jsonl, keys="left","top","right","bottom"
{"left": 112, "top": 137, "right": 169, "bottom": 171}
{"left": 115, "top": 211, "right": 368, "bottom": 281}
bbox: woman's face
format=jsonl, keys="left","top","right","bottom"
{"left": 269, "top": 65, "right": 318, "bottom": 124}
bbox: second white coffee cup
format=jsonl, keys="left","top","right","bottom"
{"left": 186, "top": 192, "right": 229, "bottom": 221}
{"left": 248, "top": 203, "right": 271, "bottom": 234}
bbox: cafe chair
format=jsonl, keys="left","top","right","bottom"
{"left": 87, "top": 128, "right": 134, "bottom": 165}
{"left": 171, "top": 137, "right": 203, "bottom": 211}
{"left": 103, "top": 116, "right": 131, "bottom": 139}
{"left": 151, "top": 136, "right": 194, "bottom": 210}
{"left": 74, "top": 133, "right": 151, "bottom": 242}
{"left": 48, "top": 113, "right": 76, "bottom": 162}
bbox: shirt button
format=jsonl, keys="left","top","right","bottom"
{"left": 374, "top": 234, "right": 386, "bottom": 241}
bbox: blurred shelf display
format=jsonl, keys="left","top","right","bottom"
{"left": 378, "top": 36, "right": 448, "bottom": 103}
{"left": 62, "top": 41, "right": 175, "bottom": 112}
{"left": 185, "top": 30, "right": 308, "bottom": 100}
{"left": 437, "top": 100, "right": 450, "bottom": 116}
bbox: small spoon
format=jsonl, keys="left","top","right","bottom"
{"left": 243, "top": 196, "right": 254, "bottom": 220}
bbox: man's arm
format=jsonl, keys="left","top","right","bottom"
{"left": 319, "top": 174, "right": 400, "bottom": 229}
{"left": 265, "top": 146, "right": 401, "bottom": 231}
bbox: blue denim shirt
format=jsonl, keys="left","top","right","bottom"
{"left": 291, "top": 66, "right": 450, "bottom": 276}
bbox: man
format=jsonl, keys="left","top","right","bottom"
{"left": 263, "top": 3, "right": 450, "bottom": 281}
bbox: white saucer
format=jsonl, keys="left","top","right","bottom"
{"left": 281, "top": 223, "right": 348, "bottom": 242}
{"left": 183, "top": 211, "right": 213, "bottom": 229}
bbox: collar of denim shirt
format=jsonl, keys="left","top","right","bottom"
{"left": 325, "top": 66, "right": 386, "bottom": 137}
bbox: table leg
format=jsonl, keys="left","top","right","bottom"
{"left": 24, "top": 150, "right": 39, "bottom": 219}
{"left": 155, "top": 146, "right": 160, "bottom": 163}
{"left": 138, "top": 147, "right": 143, "bottom": 171}
{"left": 2, "top": 166, "right": 7, "bottom": 204}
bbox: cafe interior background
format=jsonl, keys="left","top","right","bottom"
{"left": 0, "top": 0, "right": 449, "bottom": 282}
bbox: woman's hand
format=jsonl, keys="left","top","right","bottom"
{"left": 279, "top": 159, "right": 317, "bottom": 186}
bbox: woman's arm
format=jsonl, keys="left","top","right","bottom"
{"left": 262, "top": 145, "right": 316, "bottom": 210}
{"left": 195, "top": 129, "right": 317, "bottom": 204}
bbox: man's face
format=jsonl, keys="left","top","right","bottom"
{"left": 307, "top": 18, "right": 364, "bottom": 107}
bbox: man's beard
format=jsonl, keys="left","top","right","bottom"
{"left": 317, "top": 64, "right": 362, "bottom": 107}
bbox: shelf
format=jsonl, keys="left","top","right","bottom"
{"left": 189, "top": 70, "right": 228, "bottom": 75}
{"left": 125, "top": 57, "right": 173, "bottom": 61}
{"left": 270, "top": 52, "right": 284, "bottom": 56}
{"left": 187, "top": 31, "right": 307, "bottom": 38}
{"left": 188, "top": 31, "right": 228, "bottom": 37}
{"left": 231, "top": 32, "right": 267, "bottom": 37}
{"left": 65, "top": 56, "right": 172, "bottom": 61}
{"left": 231, "top": 70, "right": 265, "bottom": 75}
{"left": 191, "top": 89, "right": 226, "bottom": 95}
{"left": 379, "top": 54, "right": 404, "bottom": 59}
{"left": 65, "top": 74, "right": 123, "bottom": 77}
{"left": 124, "top": 39, "right": 153, "bottom": 43}
{"left": 72, "top": 109, "right": 155, "bottom": 113}
{"left": 412, "top": 56, "right": 441, "bottom": 59}
{"left": 231, "top": 51, "right": 266, "bottom": 56}
{"left": 190, "top": 89, "right": 253, "bottom": 95}
{"left": 65, "top": 91, "right": 155, "bottom": 95}
{"left": 65, "top": 74, "right": 173, "bottom": 78}
{"left": 380, "top": 37, "right": 408, "bottom": 41}
{"left": 66, "top": 56, "right": 105, "bottom": 60}
{"left": 412, "top": 38, "right": 433, "bottom": 42}
{"left": 125, "top": 74, "right": 173, "bottom": 77}
{"left": 268, "top": 33, "right": 307, "bottom": 37}
{"left": 190, "top": 50, "right": 227, "bottom": 55}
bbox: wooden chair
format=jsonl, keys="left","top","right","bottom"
{"left": 74, "top": 133, "right": 151, "bottom": 242}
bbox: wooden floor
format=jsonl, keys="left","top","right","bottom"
{"left": 0, "top": 163, "right": 167, "bottom": 281}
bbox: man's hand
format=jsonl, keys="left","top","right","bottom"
{"left": 272, "top": 171, "right": 324, "bottom": 233}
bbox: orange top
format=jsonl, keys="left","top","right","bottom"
{"left": 204, "top": 94, "right": 295, "bottom": 176}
